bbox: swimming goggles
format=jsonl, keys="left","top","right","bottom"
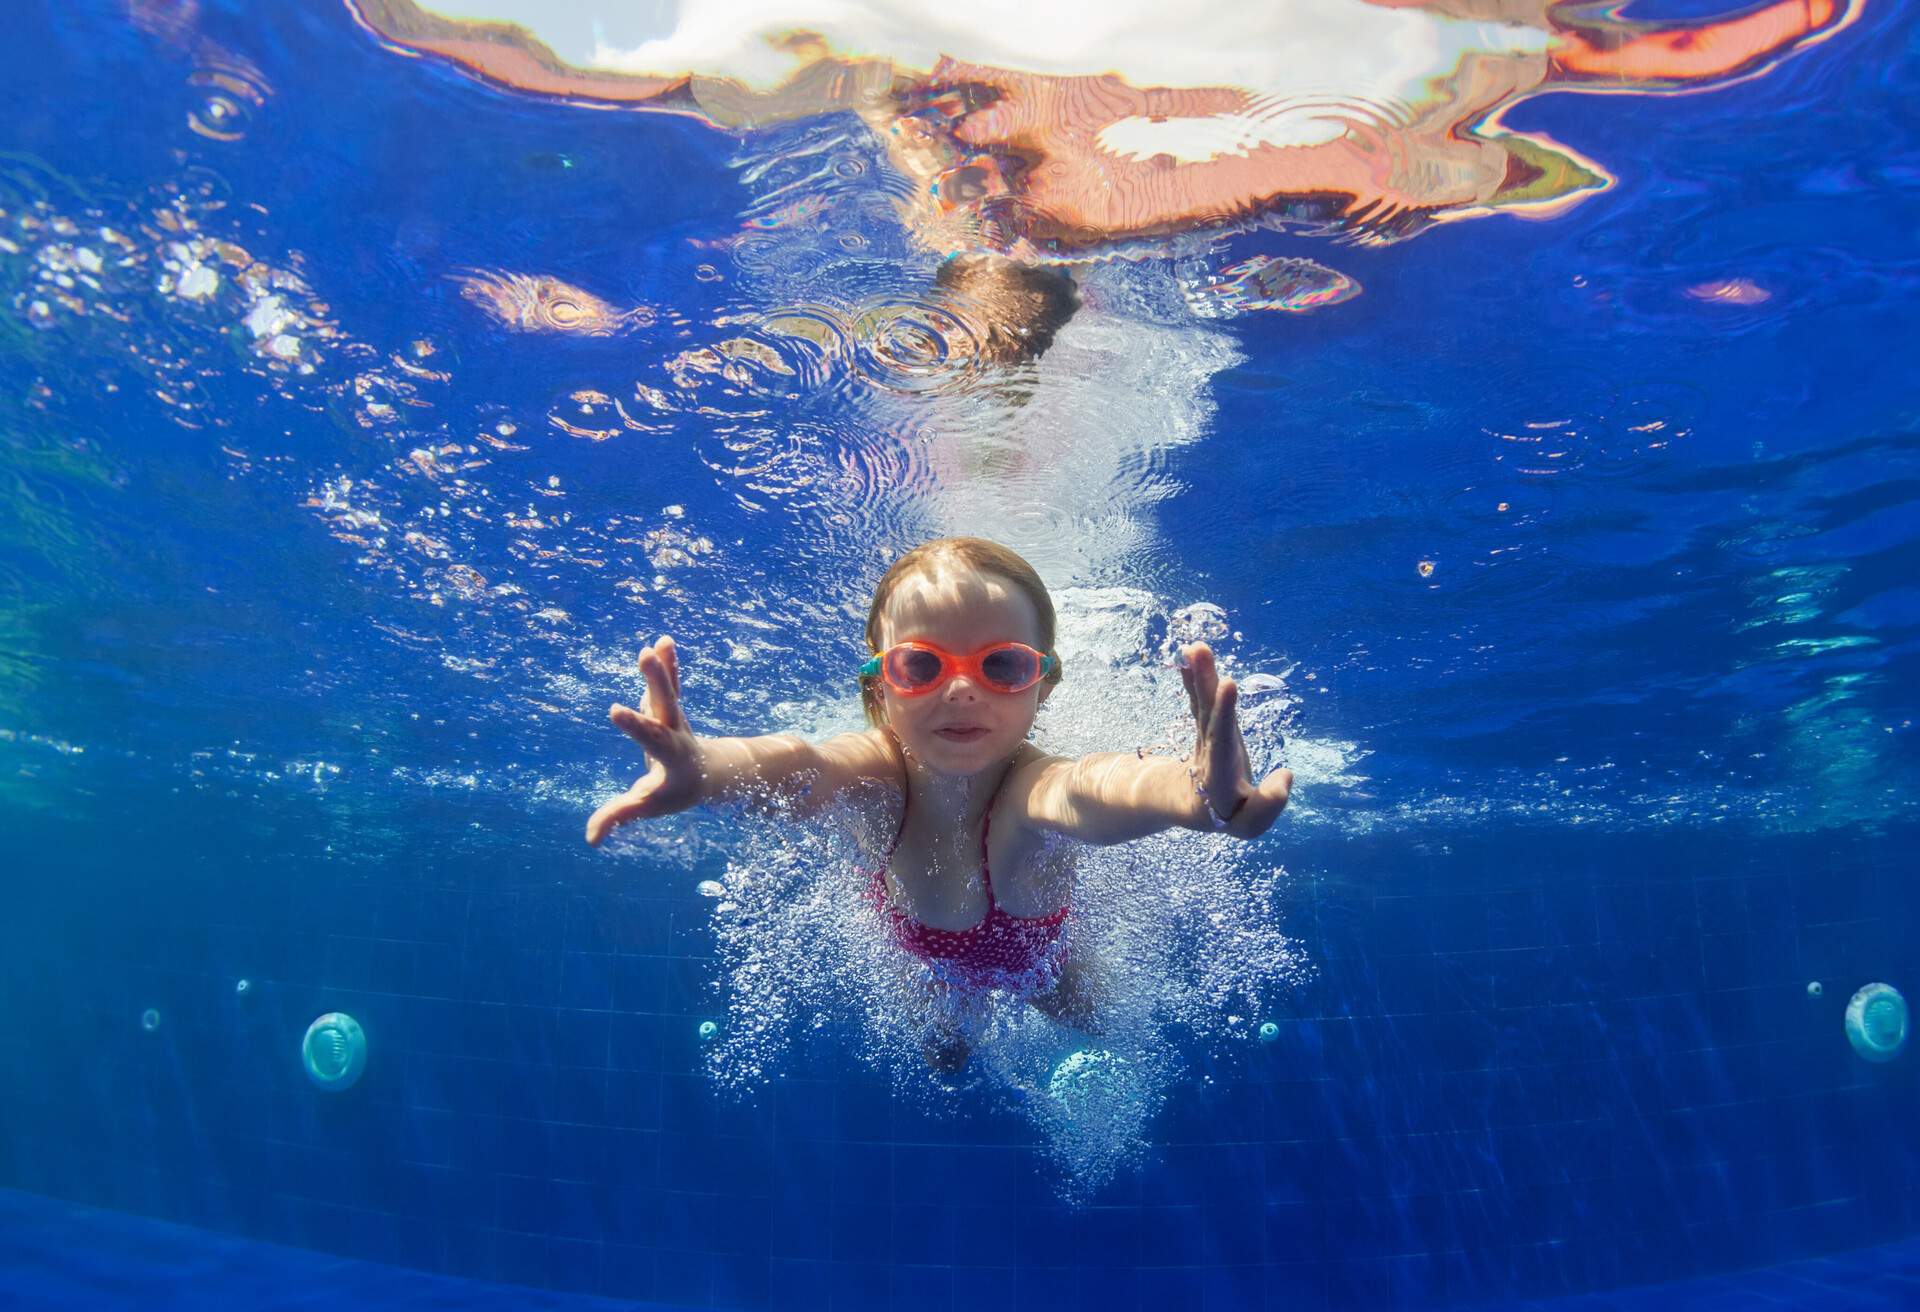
{"left": 859, "top": 641, "right": 1058, "bottom": 696}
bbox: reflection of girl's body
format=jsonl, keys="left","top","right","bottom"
{"left": 864, "top": 0, "right": 1856, "bottom": 255}
{"left": 350, "top": 0, "right": 1861, "bottom": 258}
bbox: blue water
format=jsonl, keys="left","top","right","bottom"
{"left": 3, "top": 0, "right": 1919, "bottom": 1308}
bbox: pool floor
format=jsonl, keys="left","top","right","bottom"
{"left": 4, "top": 1188, "right": 1917, "bottom": 1311}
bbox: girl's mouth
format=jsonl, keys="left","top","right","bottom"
{"left": 935, "top": 726, "right": 988, "bottom": 742}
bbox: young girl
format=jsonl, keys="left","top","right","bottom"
{"left": 585, "top": 537, "right": 1293, "bottom": 1069}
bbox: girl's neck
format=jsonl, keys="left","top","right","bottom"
{"left": 892, "top": 729, "right": 1020, "bottom": 830}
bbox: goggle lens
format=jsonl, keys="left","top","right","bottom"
{"left": 893, "top": 647, "right": 945, "bottom": 689}
{"left": 980, "top": 646, "right": 1038, "bottom": 687}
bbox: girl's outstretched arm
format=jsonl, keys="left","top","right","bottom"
{"left": 585, "top": 636, "right": 890, "bottom": 846}
{"left": 1023, "top": 642, "right": 1292, "bottom": 846}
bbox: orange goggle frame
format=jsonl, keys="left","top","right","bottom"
{"left": 859, "top": 641, "right": 1057, "bottom": 696}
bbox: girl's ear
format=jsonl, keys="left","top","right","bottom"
{"left": 1036, "top": 681, "right": 1054, "bottom": 707}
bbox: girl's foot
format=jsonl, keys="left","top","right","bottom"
{"left": 921, "top": 1028, "right": 972, "bottom": 1074}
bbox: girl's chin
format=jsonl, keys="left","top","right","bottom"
{"left": 915, "top": 731, "right": 1006, "bottom": 766}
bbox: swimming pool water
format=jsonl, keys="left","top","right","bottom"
{"left": 3, "top": 0, "right": 1919, "bottom": 1307}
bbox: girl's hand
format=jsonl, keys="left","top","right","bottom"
{"left": 586, "top": 636, "right": 707, "bottom": 846}
{"left": 1179, "top": 642, "right": 1293, "bottom": 839}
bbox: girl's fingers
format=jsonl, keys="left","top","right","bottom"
{"left": 610, "top": 703, "right": 663, "bottom": 748}
{"left": 660, "top": 636, "right": 683, "bottom": 707}
{"left": 586, "top": 788, "right": 651, "bottom": 846}
{"left": 1225, "top": 768, "right": 1294, "bottom": 839}
{"left": 1183, "top": 643, "right": 1214, "bottom": 740}
{"left": 1260, "top": 767, "right": 1293, "bottom": 811}
{"left": 1210, "top": 678, "right": 1242, "bottom": 784}
{"left": 633, "top": 638, "right": 684, "bottom": 729}
{"left": 639, "top": 646, "right": 680, "bottom": 727}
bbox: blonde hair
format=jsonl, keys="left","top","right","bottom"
{"left": 859, "top": 537, "right": 1063, "bottom": 727}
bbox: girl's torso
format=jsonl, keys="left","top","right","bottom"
{"left": 856, "top": 732, "right": 1077, "bottom": 933}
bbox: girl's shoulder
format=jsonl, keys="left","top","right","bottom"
{"left": 993, "top": 746, "right": 1075, "bottom": 840}
{"left": 990, "top": 749, "right": 1085, "bottom": 889}
{"left": 814, "top": 727, "right": 906, "bottom": 794}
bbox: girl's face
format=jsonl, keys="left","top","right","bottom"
{"left": 877, "top": 563, "right": 1053, "bottom": 776}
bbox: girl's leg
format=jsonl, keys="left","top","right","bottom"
{"left": 1030, "top": 947, "right": 1110, "bottom": 1034}
{"left": 920, "top": 1025, "right": 972, "bottom": 1073}
{"left": 913, "top": 973, "right": 974, "bottom": 1073}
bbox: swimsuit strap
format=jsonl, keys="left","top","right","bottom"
{"left": 979, "top": 794, "right": 994, "bottom": 895}
{"left": 877, "top": 728, "right": 910, "bottom": 865}
{"left": 879, "top": 793, "right": 907, "bottom": 865}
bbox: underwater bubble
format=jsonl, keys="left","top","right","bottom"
{"left": 140, "top": 1008, "right": 161, "bottom": 1032}
{"left": 696, "top": 880, "right": 726, "bottom": 898}
{"left": 235, "top": 978, "right": 251, "bottom": 996}
{"left": 1259, "top": 1021, "right": 1279, "bottom": 1041}
{"left": 1844, "top": 983, "right": 1908, "bottom": 1063}
{"left": 1169, "top": 602, "right": 1230, "bottom": 649}
{"left": 698, "top": 1020, "right": 719, "bottom": 1040}
{"left": 302, "top": 1012, "right": 368, "bottom": 1091}
{"left": 1807, "top": 981, "right": 1823, "bottom": 998}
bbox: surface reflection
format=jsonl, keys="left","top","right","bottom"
{"left": 349, "top": 0, "right": 1863, "bottom": 258}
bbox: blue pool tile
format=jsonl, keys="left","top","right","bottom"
{"left": 1015, "top": 1262, "right": 1079, "bottom": 1311}
{"left": 598, "top": 1243, "right": 658, "bottom": 1300}
{"left": 560, "top": 953, "right": 616, "bottom": 1010}
{"left": 711, "top": 1252, "right": 772, "bottom": 1310}
{"left": 768, "top": 1258, "right": 833, "bottom": 1310}
{"left": 887, "top": 1262, "right": 955, "bottom": 1312}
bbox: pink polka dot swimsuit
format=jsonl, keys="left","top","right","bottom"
{"left": 864, "top": 769, "right": 1069, "bottom": 992}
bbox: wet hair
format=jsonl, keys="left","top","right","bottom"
{"left": 936, "top": 254, "right": 1080, "bottom": 363}
{"left": 859, "top": 536, "right": 1063, "bottom": 727}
